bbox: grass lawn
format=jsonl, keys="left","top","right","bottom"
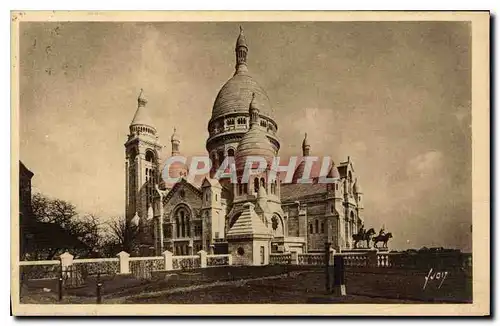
{"left": 20, "top": 267, "right": 471, "bottom": 305}
{"left": 122, "top": 272, "right": 423, "bottom": 304}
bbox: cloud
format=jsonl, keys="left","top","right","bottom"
{"left": 407, "top": 150, "right": 443, "bottom": 179}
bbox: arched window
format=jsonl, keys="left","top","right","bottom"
{"left": 345, "top": 216, "right": 349, "bottom": 242}
{"left": 243, "top": 183, "right": 248, "bottom": 194}
{"left": 260, "top": 177, "right": 265, "bottom": 189}
{"left": 270, "top": 182, "right": 275, "bottom": 194}
{"left": 274, "top": 180, "right": 278, "bottom": 194}
{"left": 186, "top": 216, "right": 190, "bottom": 237}
{"left": 145, "top": 150, "right": 155, "bottom": 163}
{"left": 176, "top": 218, "right": 180, "bottom": 238}
{"left": 181, "top": 211, "right": 185, "bottom": 237}
{"left": 227, "top": 148, "right": 235, "bottom": 157}
{"left": 309, "top": 223, "right": 313, "bottom": 234}
{"left": 315, "top": 220, "right": 319, "bottom": 234}
{"left": 321, "top": 222, "right": 325, "bottom": 233}
{"left": 254, "top": 177, "right": 259, "bottom": 193}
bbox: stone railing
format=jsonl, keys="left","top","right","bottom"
{"left": 343, "top": 252, "right": 371, "bottom": 267}
{"left": 376, "top": 252, "right": 392, "bottom": 268}
{"left": 269, "top": 253, "right": 292, "bottom": 265}
{"left": 297, "top": 253, "right": 324, "bottom": 265}
{"left": 207, "top": 254, "right": 232, "bottom": 267}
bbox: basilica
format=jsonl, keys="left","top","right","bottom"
{"left": 124, "top": 28, "right": 365, "bottom": 265}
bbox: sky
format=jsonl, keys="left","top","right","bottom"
{"left": 19, "top": 21, "right": 472, "bottom": 251}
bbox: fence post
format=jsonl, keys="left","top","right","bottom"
{"left": 96, "top": 272, "right": 102, "bottom": 304}
{"left": 325, "top": 242, "right": 331, "bottom": 293}
{"left": 332, "top": 254, "right": 346, "bottom": 296}
{"left": 59, "top": 251, "right": 74, "bottom": 281}
{"left": 367, "top": 249, "right": 377, "bottom": 267}
{"left": 198, "top": 250, "right": 207, "bottom": 268}
{"left": 329, "top": 247, "right": 336, "bottom": 265}
{"left": 58, "top": 264, "right": 63, "bottom": 302}
{"left": 163, "top": 250, "right": 173, "bottom": 271}
{"left": 116, "top": 251, "right": 130, "bottom": 274}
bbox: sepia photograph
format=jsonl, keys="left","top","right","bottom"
{"left": 11, "top": 11, "right": 490, "bottom": 316}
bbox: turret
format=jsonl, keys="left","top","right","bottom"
{"left": 235, "top": 26, "right": 248, "bottom": 74}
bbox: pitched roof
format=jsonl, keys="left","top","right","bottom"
{"left": 280, "top": 183, "right": 327, "bottom": 202}
{"left": 227, "top": 203, "right": 271, "bottom": 238}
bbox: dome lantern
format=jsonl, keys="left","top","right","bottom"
{"left": 249, "top": 93, "right": 260, "bottom": 128}
{"left": 235, "top": 26, "right": 248, "bottom": 75}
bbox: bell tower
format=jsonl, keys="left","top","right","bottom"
{"left": 124, "top": 89, "right": 162, "bottom": 252}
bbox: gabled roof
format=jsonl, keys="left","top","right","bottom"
{"left": 201, "top": 177, "right": 222, "bottom": 189}
{"left": 164, "top": 178, "right": 202, "bottom": 202}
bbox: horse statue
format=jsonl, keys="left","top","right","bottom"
{"left": 352, "top": 228, "right": 375, "bottom": 248}
{"left": 373, "top": 232, "right": 393, "bottom": 248}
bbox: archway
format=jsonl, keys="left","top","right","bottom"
{"left": 270, "top": 214, "right": 284, "bottom": 237}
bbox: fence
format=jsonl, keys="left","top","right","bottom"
{"left": 207, "top": 254, "right": 232, "bottom": 267}
{"left": 298, "top": 253, "right": 325, "bottom": 265}
{"left": 266, "top": 250, "right": 472, "bottom": 272}
{"left": 269, "top": 253, "right": 291, "bottom": 265}
{"left": 20, "top": 250, "right": 233, "bottom": 285}
{"left": 19, "top": 249, "right": 472, "bottom": 285}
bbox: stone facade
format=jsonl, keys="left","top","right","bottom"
{"left": 124, "top": 28, "right": 366, "bottom": 263}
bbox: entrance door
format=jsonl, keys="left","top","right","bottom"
{"left": 260, "top": 246, "right": 265, "bottom": 265}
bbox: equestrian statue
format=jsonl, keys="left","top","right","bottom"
{"left": 372, "top": 226, "right": 393, "bottom": 248}
{"left": 352, "top": 224, "right": 375, "bottom": 249}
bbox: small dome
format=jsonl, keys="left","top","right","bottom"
{"left": 130, "top": 89, "right": 155, "bottom": 129}
{"left": 235, "top": 126, "right": 275, "bottom": 171}
{"left": 212, "top": 74, "right": 273, "bottom": 121}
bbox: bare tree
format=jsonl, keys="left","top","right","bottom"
{"left": 102, "top": 216, "right": 139, "bottom": 256}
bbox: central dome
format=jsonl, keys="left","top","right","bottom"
{"left": 211, "top": 73, "right": 273, "bottom": 121}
